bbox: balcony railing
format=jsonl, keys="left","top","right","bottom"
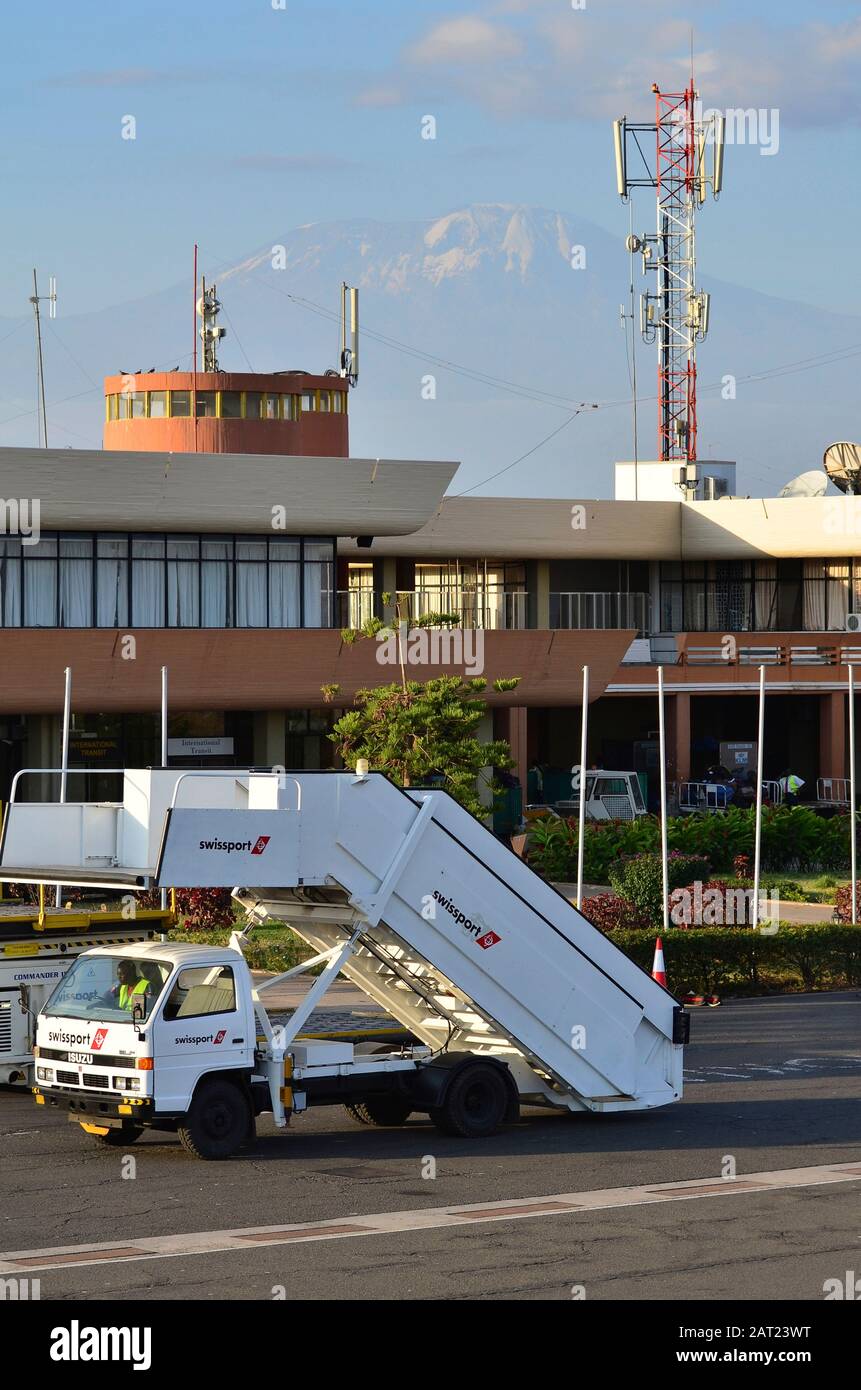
{"left": 335, "top": 589, "right": 529, "bottom": 631}
{"left": 681, "top": 643, "right": 861, "bottom": 667}
{"left": 549, "top": 592, "right": 651, "bottom": 634}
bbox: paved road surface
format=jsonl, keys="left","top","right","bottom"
{"left": 1, "top": 991, "right": 858, "bottom": 1301}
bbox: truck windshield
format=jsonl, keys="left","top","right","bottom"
{"left": 43, "top": 955, "right": 172, "bottom": 1024}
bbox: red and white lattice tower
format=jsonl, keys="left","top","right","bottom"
{"left": 613, "top": 80, "right": 723, "bottom": 465}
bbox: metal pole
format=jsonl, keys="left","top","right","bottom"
{"left": 55, "top": 666, "right": 72, "bottom": 909}
{"left": 161, "top": 666, "right": 168, "bottom": 767}
{"left": 752, "top": 664, "right": 766, "bottom": 931}
{"left": 657, "top": 666, "right": 668, "bottom": 931}
{"left": 576, "top": 665, "right": 589, "bottom": 910}
{"left": 161, "top": 666, "right": 168, "bottom": 911}
{"left": 31, "top": 269, "right": 48, "bottom": 449}
{"left": 850, "top": 665, "right": 857, "bottom": 926}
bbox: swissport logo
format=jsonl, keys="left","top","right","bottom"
{"left": 431, "top": 890, "right": 502, "bottom": 949}
{"left": 198, "top": 835, "right": 271, "bottom": 855}
{"left": 91, "top": 1028, "right": 108, "bottom": 1051}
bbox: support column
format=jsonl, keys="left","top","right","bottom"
{"left": 252, "top": 711, "right": 286, "bottom": 769}
{"left": 497, "top": 705, "right": 529, "bottom": 794}
{"left": 535, "top": 560, "right": 550, "bottom": 629}
{"left": 819, "top": 692, "right": 846, "bottom": 780}
{"left": 665, "top": 692, "right": 691, "bottom": 783}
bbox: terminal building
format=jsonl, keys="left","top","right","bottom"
{"left": 0, "top": 317, "right": 859, "bottom": 809}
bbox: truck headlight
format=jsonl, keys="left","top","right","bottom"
{"left": 113, "top": 1076, "right": 141, "bottom": 1092}
{"left": 36, "top": 1066, "right": 53, "bottom": 1082}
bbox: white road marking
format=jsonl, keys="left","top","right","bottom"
{"left": 1, "top": 1161, "right": 859, "bottom": 1275}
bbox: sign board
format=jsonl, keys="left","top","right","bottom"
{"left": 719, "top": 741, "right": 757, "bottom": 769}
{"left": 167, "top": 737, "right": 235, "bottom": 758}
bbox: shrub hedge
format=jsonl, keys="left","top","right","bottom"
{"left": 610, "top": 924, "right": 861, "bottom": 996}
{"left": 528, "top": 804, "right": 853, "bottom": 882}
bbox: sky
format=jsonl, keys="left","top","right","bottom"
{"left": 2, "top": 0, "right": 861, "bottom": 479}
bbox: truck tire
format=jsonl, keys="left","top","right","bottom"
{"left": 432, "top": 1062, "right": 509, "bottom": 1138}
{"left": 178, "top": 1079, "right": 252, "bottom": 1160}
{"left": 81, "top": 1122, "right": 144, "bottom": 1146}
{"left": 344, "top": 1097, "right": 413, "bottom": 1127}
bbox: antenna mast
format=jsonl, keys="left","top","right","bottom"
{"left": 613, "top": 80, "right": 723, "bottom": 463}
{"left": 29, "top": 269, "right": 57, "bottom": 448}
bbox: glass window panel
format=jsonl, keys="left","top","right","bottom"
{"left": 133, "top": 536, "right": 165, "bottom": 558}
{"left": 0, "top": 553, "right": 21, "bottom": 625}
{"left": 202, "top": 560, "right": 233, "bottom": 626}
{"left": 333, "top": 392, "right": 344, "bottom": 413}
{"left": 167, "top": 560, "right": 199, "bottom": 627}
{"left": 97, "top": 558, "right": 128, "bottom": 626}
{"left": 27, "top": 537, "right": 57, "bottom": 557}
{"left": 236, "top": 564, "right": 266, "bottom": 626}
{"left": 24, "top": 560, "right": 57, "bottom": 626}
{"left": 269, "top": 539, "right": 300, "bottom": 561}
{"left": 244, "top": 392, "right": 261, "bottom": 419}
{"left": 131, "top": 392, "right": 147, "bottom": 418}
{"left": 269, "top": 564, "right": 300, "bottom": 627}
{"left": 59, "top": 542, "right": 92, "bottom": 626}
{"left": 300, "top": 392, "right": 314, "bottom": 412}
{"left": 118, "top": 393, "right": 131, "bottom": 420}
{"left": 170, "top": 390, "right": 190, "bottom": 417}
{"left": 283, "top": 395, "right": 296, "bottom": 421}
{"left": 108, "top": 394, "right": 119, "bottom": 420}
{"left": 262, "top": 394, "right": 279, "bottom": 420}
{"left": 98, "top": 535, "right": 128, "bottom": 557}
{"left": 318, "top": 391, "right": 331, "bottom": 412}
{"left": 132, "top": 559, "right": 165, "bottom": 625}
{"left": 149, "top": 391, "right": 167, "bottom": 418}
{"left": 195, "top": 392, "right": 217, "bottom": 418}
{"left": 303, "top": 542, "right": 333, "bottom": 628}
{"left": 202, "top": 539, "right": 231, "bottom": 560}
{"left": 167, "top": 537, "right": 199, "bottom": 560}
{"left": 236, "top": 539, "right": 266, "bottom": 561}
{"left": 220, "top": 391, "right": 242, "bottom": 418}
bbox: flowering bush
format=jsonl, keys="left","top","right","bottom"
{"left": 834, "top": 883, "right": 861, "bottom": 924}
{"left": 138, "top": 887, "right": 235, "bottom": 931}
{"left": 578, "top": 893, "right": 650, "bottom": 932}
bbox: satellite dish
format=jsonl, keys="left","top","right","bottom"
{"left": 823, "top": 441, "right": 861, "bottom": 496}
{"left": 779, "top": 469, "right": 828, "bottom": 499}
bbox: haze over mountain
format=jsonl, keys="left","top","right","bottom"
{"left": 1, "top": 204, "right": 858, "bottom": 498}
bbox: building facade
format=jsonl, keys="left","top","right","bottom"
{"left": 0, "top": 369, "right": 858, "bottom": 808}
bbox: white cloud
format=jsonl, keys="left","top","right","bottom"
{"left": 406, "top": 15, "right": 524, "bottom": 67}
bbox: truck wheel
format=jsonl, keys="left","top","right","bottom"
{"left": 432, "top": 1063, "right": 509, "bottom": 1138}
{"left": 178, "top": 1079, "right": 251, "bottom": 1160}
{"left": 81, "top": 1122, "right": 144, "bottom": 1146}
{"left": 344, "top": 1098, "right": 413, "bottom": 1127}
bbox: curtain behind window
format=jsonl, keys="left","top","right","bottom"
{"left": 754, "top": 561, "right": 777, "bottom": 630}
{"left": 803, "top": 561, "right": 826, "bottom": 630}
{"left": 0, "top": 541, "right": 21, "bottom": 626}
{"left": 59, "top": 539, "right": 92, "bottom": 626}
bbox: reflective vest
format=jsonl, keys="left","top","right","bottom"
{"left": 118, "top": 978, "right": 147, "bottom": 1011}
{"left": 779, "top": 775, "right": 804, "bottom": 795}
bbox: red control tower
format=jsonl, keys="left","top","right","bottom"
{"left": 103, "top": 279, "right": 358, "bottom": 458}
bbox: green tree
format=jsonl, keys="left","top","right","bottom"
{"left": 324, "top": 596, "right": 520, "bottom": 819}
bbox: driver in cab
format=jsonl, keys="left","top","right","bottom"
{"left": 111, "top": 960, "right": 150, "bottom": 1013}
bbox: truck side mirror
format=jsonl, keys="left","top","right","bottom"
{"left": 132, "top": 996, "right": 146, "bottom": 1025}
{"left": 18, "top": 984, "right": 34, "bottom": 1017}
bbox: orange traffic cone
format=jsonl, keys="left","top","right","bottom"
{"left": 651, "top": 936, "right": 667, "bottom": 988}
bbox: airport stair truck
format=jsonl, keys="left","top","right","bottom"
{"left": 0, "top": 768, "right": 689, "bottom": 1159}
